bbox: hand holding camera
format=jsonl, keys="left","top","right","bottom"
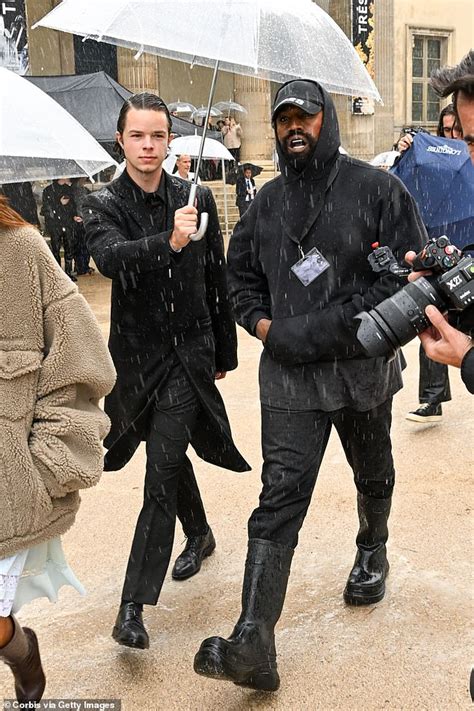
{"left": 355, "top": 235, "right": 474, "bottom": 358}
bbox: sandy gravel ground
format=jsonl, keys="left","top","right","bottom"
{"left": 1, "top": 271, "right": 472, "bottom": 710}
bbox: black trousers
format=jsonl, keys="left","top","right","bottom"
{"left": 418, "top": 344, "right": 451, "bottom": 404}
{"left": 74, "top": 222, "right": 91, "bottom": 275}
{"left": 121, "top": 363, "right": 208, "bottom": 605}
{"left": 49, "top": 226, "right": 75, "bottom": 275}
{"left": 238, "top": 202, "right": 250, "bottom": 218}
{"left": 248, "top": 399, "right": 395, "bottom": 549}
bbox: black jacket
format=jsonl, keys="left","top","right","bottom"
{"left": 84, "top": 170, "right": 249, "bottom": 473}
{"left": 235, "top": 175, "right": 257, "bottom": 207}
{"left": 228, "top": 81, "right": 427, "bottom": 411}
{"left": 41, "top": 181, "right": 76, "bottom": 233}
{"left": 461, "top": 349, "right": 474, "bottom": 394}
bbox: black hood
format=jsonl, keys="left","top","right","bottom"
{"left": 273, "top": 80, "right": 341, "bottom": 242}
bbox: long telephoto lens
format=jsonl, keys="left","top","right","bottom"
{"left": 355, "top": 276, "right": 447, "bottom": 358}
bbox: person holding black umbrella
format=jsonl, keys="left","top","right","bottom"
{"left": 235, "top": 164, "right": 257, "bottom": 217}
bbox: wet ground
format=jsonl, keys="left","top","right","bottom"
{"left": 1, "top": 270, "right": 472, "bottom": 709}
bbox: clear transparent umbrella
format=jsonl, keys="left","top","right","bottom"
{"left": 34, "top": 0, "right": 380, "bottom": 99}
{"left": 35, "top": 0, "right": 381, "bottom": 237}
{"left": 0, "top": 68, "right": 116, "bottom": 183}
{"left": 168, "top": 101, "right": 197, "bottom": 114}
{"left": 169, "top": 135, "right": 234, "bottom": 238}
{"left": 212, "top": 101, "right": 248, "bottom": 116}
{"left": 192, "top": 106, "right": 223, "bottom": 120}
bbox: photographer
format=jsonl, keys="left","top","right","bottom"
{"left": 405, "top": 250, "right": 474, "bottom": 393}
{"left": 417, "top": 48, "right": 474, "bottom": 394}
{"left": 393, "top": 111, "right": 465, "bottom": 423}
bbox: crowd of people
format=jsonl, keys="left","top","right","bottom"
{"left": 0, "top": 49, "right": 472, "bottom": 703}
{"left": 0, "top": 177, "right": 95, "bottom": 281}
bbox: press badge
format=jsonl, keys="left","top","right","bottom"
{"left": 291, "top": 246, "right": 330, "bottom": 286}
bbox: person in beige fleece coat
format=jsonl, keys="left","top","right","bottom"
{"left": 0, "top": 195, "right": 116, "bottom": 703}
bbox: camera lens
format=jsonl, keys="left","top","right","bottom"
{"left": 355, "top": 276, "right": 446, "bottom": 358}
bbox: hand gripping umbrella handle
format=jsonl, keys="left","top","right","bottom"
{"left": 187, "top": 182, "right": 208, "bottom": 242}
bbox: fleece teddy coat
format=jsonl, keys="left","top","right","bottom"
{"left": 0, "top": 226, "right": 116, "bottom": 560}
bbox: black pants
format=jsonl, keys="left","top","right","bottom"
{"left": 248, "top": 399, "right": 395, "bottom": 549}
{"left": 418, "top": 345, "right": 451, "bottom": 404}
{"left": 238, "top": 202, "right": 250, "bottom": 218}
{"left": 74, "top": 223, "right": 91, "bottom": 275}
{"left": 49, "top": 226, "right": 75, "bottom": 275}
{"left": 121, "top": 363, "right": 208, "bottom": 605}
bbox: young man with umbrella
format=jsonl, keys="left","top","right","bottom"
{"left": 194, "top": 79, "right": 425, "bottom": 691}
{"left": 83, "top": 93, "right": 249, "bottom": 651}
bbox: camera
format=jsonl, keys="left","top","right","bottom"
{"left": 400, "top": 126, "right": 430, "bottom": 139}
{"left": 355, "top": 235, "right": 474, "bottom": 358}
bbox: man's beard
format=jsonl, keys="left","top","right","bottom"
{"left": 279, "top": 131, "right": 318, "bottom": 172}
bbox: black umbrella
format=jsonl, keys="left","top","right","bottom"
{"left": 226, "top": 162, "right": 263, "bottom": 185}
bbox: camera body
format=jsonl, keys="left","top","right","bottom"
{"left": 355, "top": 236, "right": 474, "bottom": 358}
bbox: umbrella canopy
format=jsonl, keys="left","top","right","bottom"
{"left": 169, "top": 136, "right": 233, "bottom": 161}
{"left": 226, "top": 162, "right": 263, "bottom": 185}
{"left": 168, "top": 101, "right": 197, "bottom": 114}
{"left": 370, "top": 150, "right": 400, "bottom": 169}
{"left": 391, "top": 134, "right": 474, "bottom": 226}
{"left": 34, "top": 0, "right": 381, "bottom": 101}
{"left": 391, "top": 133, "right": 474, "bottom": 249}
{"left": 0, "top": 68, "right": 116, "bottom": 183}
{"left": 212, "top": 100, "right": 248, "bottom": 115}
{"left": 26, "top": 71, "right": 131, "bottom": 144}
{"left": 192, "top": 106, "right": 223, "bottom": 120}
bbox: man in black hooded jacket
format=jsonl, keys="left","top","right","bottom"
{"left": 194, "top": 80, "right": 426, "bottom": 691}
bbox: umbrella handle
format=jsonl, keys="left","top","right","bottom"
{"left": 187, "top": 181, "right": 208, "bottom": 241}
{"left": 189, "top": 211, "right": 208, "bottom": 241}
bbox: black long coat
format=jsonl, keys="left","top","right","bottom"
{"left": 83, "top": 171, "right": 249, "bottom": 473}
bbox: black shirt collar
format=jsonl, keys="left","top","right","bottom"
{"left": 123, "top": 169, "right": 167, "bottom": 206}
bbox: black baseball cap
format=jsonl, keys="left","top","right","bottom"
{"left": 272, "top": 80, "right": 324, "bottom": 121}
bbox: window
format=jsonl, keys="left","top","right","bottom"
{"left": 408, "top": 30, "right": 451, "bottom": 125}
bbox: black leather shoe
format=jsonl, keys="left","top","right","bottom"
{"left": 112, "top": 602, "right": 149, "bottom": 649}
{"left": 172, "top": 527, "right": 216, "bottom": 580}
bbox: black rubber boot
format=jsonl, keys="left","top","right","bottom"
{"left": 0, "top": 616, "right": 46, "bottom": 703}
{"left": 194, "top": 539, "right": 293, "bottom": 692}
{"left": 344, "top": 493, "right": 391, "bottom": 606}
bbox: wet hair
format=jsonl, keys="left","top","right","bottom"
{"left": 436, "top": 103, "right": 456, "bottom": 137}
{"left": 0, "top": 194, "right": 29, "bottom": 229}
{"left": 430, "top": 50, "right": 474, "bottom": 114}
{"left": 115, "top": 92, "right": 172, "bottom": 159}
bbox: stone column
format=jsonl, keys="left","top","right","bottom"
{"left": 26, "top": 0, "right": 74, "bottom": 75}
{"left": 233, "top": 75, "right": 273, "bottom": 161}
{"left": 117, "top": 48, "right": 160, "bottom": 94}
{"left": 328, "top": 0, "right": 375, "bottom": 160}
{"left": 373, "top": 0, "right": 394, "bottom": 154}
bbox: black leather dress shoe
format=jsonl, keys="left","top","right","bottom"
{"left": 112, "top": 602, "right": 149, "bottom": 649}
{"left": 172, "top": 527, "right": 216, "bottom": 580}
